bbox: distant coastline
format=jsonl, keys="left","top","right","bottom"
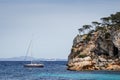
{"left": 0, "top": 56, "right": 67, "bottom": 61}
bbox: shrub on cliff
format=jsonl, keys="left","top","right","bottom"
{"left": 78, "top": 12, "right": 120, "bottom": 43}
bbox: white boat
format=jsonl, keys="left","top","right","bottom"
{"left": 24, "top": 39, "right": 44, "bottom": 68}
{"left": 24, "top": 63, "right": 44, "bottom": 67}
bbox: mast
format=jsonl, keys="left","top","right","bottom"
{"left": 30, "top": 39, "right": 33, "bottom": 64}
{"left": 24, "top": 39, "right": 33, "bottom": 64}
{"left": 30, "top": 34, "right": 34, "bottom": 64}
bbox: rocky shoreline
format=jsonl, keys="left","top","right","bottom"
{"left": 67, "top": 12, "right": 120, "bottom": 71}
{"left": 67, "top": 56, "right": 120, "bottom": 71}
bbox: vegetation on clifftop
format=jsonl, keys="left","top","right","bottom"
{"left": 78, "top": 12, "right": 120, "bottom": 42}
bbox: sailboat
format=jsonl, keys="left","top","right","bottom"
{"left": 24, "top": 39, "right": 44, "bottom": 68}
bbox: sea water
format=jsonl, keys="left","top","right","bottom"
{"left": 0, "top": 61, "right": 120, "bottom": 80}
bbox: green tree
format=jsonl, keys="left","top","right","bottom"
{"left": 92, "top": 21, "right": 101, "bottom": 26}
{"left": 82, "top": 25, "right": 93, "bottom": 34}
{"left": 110, "top": 12, "right": 120, "bottom": 30}
{"left": 110, "top": 12, "right": 120, "bottom": 25}
{"left": 101, "top": 17, "right": 110, "bottom": 26}
{"left": 83, "top": 25, "right": 92, "bottom": 30}
{"left": 78, "top": 28, "right": 84, "bottom": 35}
{"left": 92, "top": 21, "right": 101, "bottom": 29}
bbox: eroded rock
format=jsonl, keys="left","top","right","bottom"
{"left": 67, "top": 30, "right": 120, "bottom": 71}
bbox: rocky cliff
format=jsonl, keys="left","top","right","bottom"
{"left": 67, "top": 30, "right": 120, "bottom": 71}
{"left": 67, "top": 12, "right": 120, "bottom": 71}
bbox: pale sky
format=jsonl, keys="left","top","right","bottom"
{"left": 0, "top": 0, "right": 120, "bottom": 59}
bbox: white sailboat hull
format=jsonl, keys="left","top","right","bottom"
{"left": 24, "top": 63, "right": 44, "bottom": 68}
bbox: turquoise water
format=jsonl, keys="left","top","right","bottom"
{"left": 35, "top": 73, "right": 120, "bottom": 80}
{"left": 0, "top": 61, "right": 120, "bottom": 80}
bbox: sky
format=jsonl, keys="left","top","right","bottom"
{"left": 0, "top": 0, "right": 120, "bottom": 59}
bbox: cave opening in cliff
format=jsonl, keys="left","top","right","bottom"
{"left": 113, "top": 46, "right": 119, "bottom": 56}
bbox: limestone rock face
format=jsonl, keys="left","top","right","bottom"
{"left": 73, "top": 35, "right": 82, "bottom": 46}
{"left": 112, "top": 30, "right": 120, "bottom": 57}
{"left": 67, "top": 56, "right": 94, "bottom": 71}
{"left": 94, "top": 36, "right": 114, "bottom": 56}
{"left": 67, "top": 30, "right": 120, "bottom": 71}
